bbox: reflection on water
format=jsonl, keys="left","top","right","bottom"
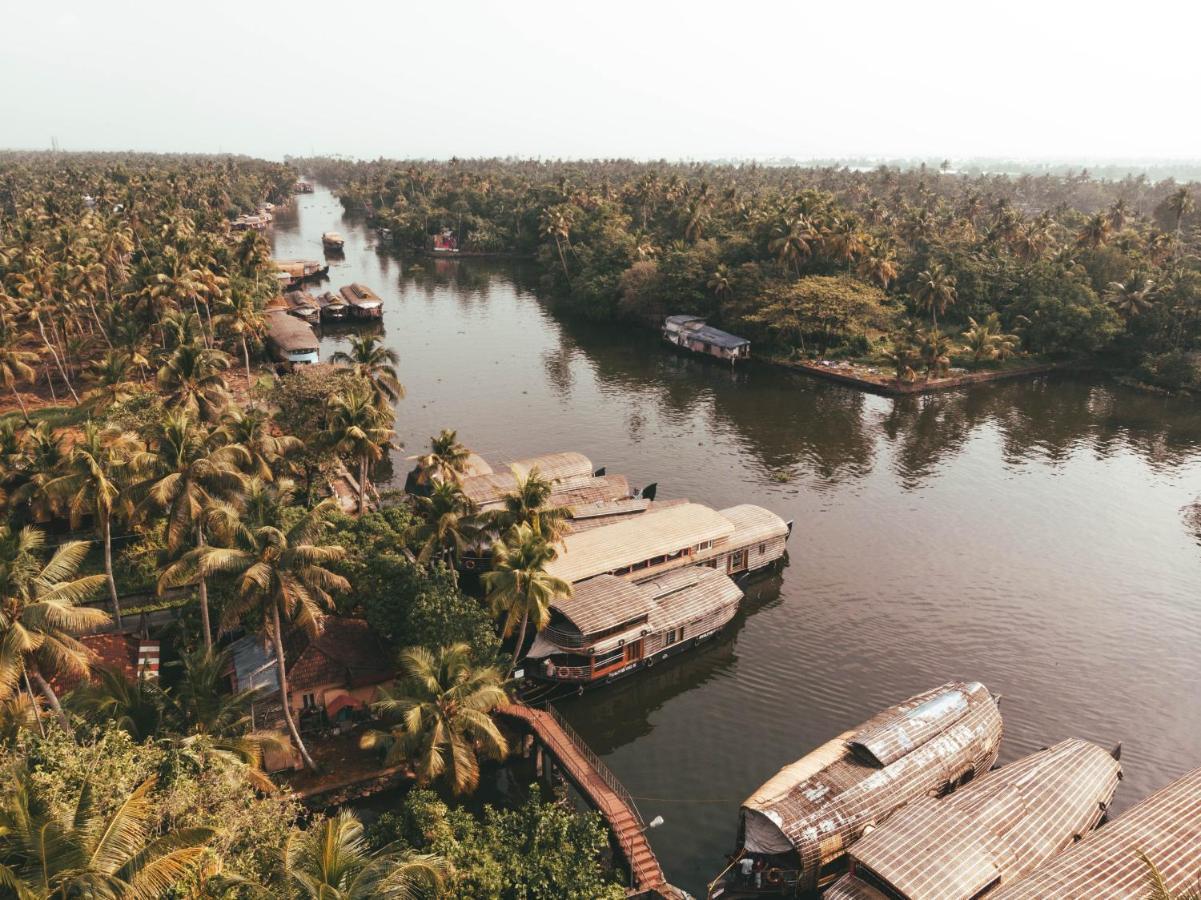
{"left": 275, "top": 187, "right": 1201, "bottom": 896}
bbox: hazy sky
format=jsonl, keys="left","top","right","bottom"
{"left": 6, "top": 0, "right": 1199, "bottom": 162}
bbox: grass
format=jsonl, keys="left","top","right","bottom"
{"left": 0, "top": 403, "right": 91, "bottom": 430}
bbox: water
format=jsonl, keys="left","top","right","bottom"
{"left": 274, "top": 187, "right": 1201, "bottom": 895}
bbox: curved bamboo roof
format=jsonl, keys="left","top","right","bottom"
{"left": 458, "top": 452, "right": 597, "bottom": 506}
{"left": 827, "top": 739, "right": 1122, "bottom": 900}
{"left": 553, "top": 574, "right": 651, "bottom": 636}
{"left": 719, "top": 504, "right": 790, "bottom": 546}
{"left": 265, "top": 310, "right": 318, "bottom": 351}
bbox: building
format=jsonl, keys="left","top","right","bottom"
{"left": 664, "top": 315, "right": 750, "bottom": 364}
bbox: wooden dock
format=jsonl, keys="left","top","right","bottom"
{"left": 497, "top": 703, "right": 682, "bottom": 898}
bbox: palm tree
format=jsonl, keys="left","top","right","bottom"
{"left": 157, "top": 341, "right": 232, "bottom": 422}
{"left": 1166, "top": 186, "right": 1195, "bottom": 237}
{"left": 85, "top": 349, "right": 139, "bottom": 412}
{"left": 769, "top": 215, "right": 818, "bottom": 276}
{"left": 1106, "top": 274, "right": 1158, "bottom": 320}
{"left": 364, "top": 643, "right": 508, "bottom": 795}
{"left": 482, "top": 523, "right": 571, "bottom": 673}
{"left": 217, "top": 406, "right": 301, "bottom": 481}
{"left": 10, "top": 423, "right": 66, "bottom": 524}
{"left": 325, "top": 385, "right": 395, "bottom": 515}
{"left": 920, "top": 328, "right": 954, "bottom": 377}
{"left": 138, "top": 411, "right": 248, "bottom": 654}
{"left": 414, "top": 428, "right": 471, "bottom": 488}
{"left": 911, "top": 263, "right": 958, "bottom": 329}
{"left": 0, "top": 527, "right": 107, "bottom": 729}
{"left": 962, "top": 313, "right": 1019, "bottom": 362}
{"left": 1075, "top": 212, "right": 1112, "bottom": 250}
{"left": 857, "top": 240, "right": 899, "bottom": 289}
{"left": 489, "top": 466, "right": 569, "bottom": 542}
{"left": 410, "top": 480, "right": 480, "bottom": 567}
{"left": 331, "top": 334, "right": 404, "bottom": 410}
{"left": 0, "top": 326, "right": 38, "bottom": 425}
{"left": 163, "top": 479, "right": 348, "bottom": 771}
{"left": 67, "top": 664, "right": 164, "bottom": 740}
{"left": 45, "top": 422, "right": 140, "bottom": 627}
{"left": 1140, "top": 850, "right": 1201, "bottom": 900}
{"left": 216, "top": 288, "right": 265, "bottom": 387}
{"left": 0, "top": 771, "right": 214, "bottom": 897}
{"left": 273, "top": 809, "right": 446, "bottom": 899}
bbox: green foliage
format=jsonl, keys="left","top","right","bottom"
{"left": 379, "top": 787, "right": 626, "bottom": 900}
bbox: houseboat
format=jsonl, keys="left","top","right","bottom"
{"left": 231, "top": 213, "right": 271, "bottom": 232}
{"left": 294, "top": 181, "right": 315, "bottom": 193}
{"left": 991, "top": 765, "right": 1201, "bottom": 899}
{"left": 544, "top": 501, "right": 790, "bottom": 585}
{"left": 284, "top": 290, "right": 321, "bottom": 324}
{"left": 322, "top": 231, "right": 345, "bottom": 251}
{"left": 526, "top": 566, "right": 743, "bottom": 686}
{"left": 708, "top": 682, "right": 1004, "bottom": 898}
{"left": 457, "top": 452, "right": 600, "bottom": 509}
{"left": 274, "top": 259, "right": 329, "bottom": 289}
{"left": 339, "top": 282, "right": 384, "bottom": 319}
{"left": 664, "top": 315, "right": 750, "bottom": 365}
{"left": 265, "top": 310, "right": 319, "bottom": 367}
{"left": 825, "top": 738, "right": 1123, "bottom": 900}
{"left": 432, "top": 229, "right": 459, "bottom": 253}
{"left": 316, "top": 290, "right": 350, "bottom": 322}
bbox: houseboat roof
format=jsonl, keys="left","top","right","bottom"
{"left": 265, "top": 310, "right": 319, "bottom": 352}
{"left": 990, "top": 765, "right": 1201, "bottom": 900}
{"left": 545, "top": 502, "right": 735, "bottom": 583}
{"left": 740, "top": 682, "right": 1003, "bottom": 863}
{"left": 323, "top": 231, "right": 343, "bottom": 240}
{"left": 458, "top": 452, "right": 595, "bottom": 505}
{"left": 719, "top": 504, "right": 790, "bottom": 546}
{"left": 317, "top": 291, "right": 348, "bottom": 308}
{"left": 687, "top": 324, "right": 750, "bottom": 350}
{"left": 340, "top": 283, "right": 383, "bottom": 306}
{"left": 285, "top": 290, "right": 319, "bottom": 312}
{"left": 565, "top": 498, "right": 688, "bottom": 534}
{"left": 826, "top": 739, "right": 1122, "bottom": 900}
{"left": 553, "top": 574, "right": 651, "bottom": 636}
{"left": 665, "top": 314, "right": 706, "bottom": 326}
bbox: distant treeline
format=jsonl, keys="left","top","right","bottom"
{"left": 295, "top": 156, "right": 1201, "bottom": 388}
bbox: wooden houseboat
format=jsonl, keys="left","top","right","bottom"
{"left": 825, "top": 739, "right": 1123, "bottom": 900}
{"left": 664, "top": 315, "right": 750, "bottom": 365}
{"left": 265, "top": 310, "right": 319, "bottom": 367}
{"left": 322, "top": 231, "right": 345, "bottom": 250}
{"left": 284, "top": 290, "right": 321, "bottom": 324}
{"left": 990, "top": 765, "right": 1201, "bottom": 899}
{"left": 708, "top": 682, "right": 1004, "bottom": 898}
{"left": 294, "top": 181, "right": 315, "bottom": 193}
{"left": 316, "top": 290, "right": 350, "bottom": 322}
{"left": 457, "top": 452, "right": 600, "bottom": 509}
{"left": 339, "top": 282, "right": 384, "bottom": 319}
{"left": 526, "top": 567, "right": 743, "bottom": 686}
{"left": 231, "top": 213, "right": 271, "bottom": 232}
{"left": 544, "top": 501, "right": 790, "bottom": 585}
{"left": 274, "top": 259, "right": 329, "bottom": 289}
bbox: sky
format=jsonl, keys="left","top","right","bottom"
{"left": 5, "top": 0, "right": 1200, "bottom": 163}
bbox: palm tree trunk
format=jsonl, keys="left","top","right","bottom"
{"left": 23, "top": 671, "right": 46, "bottom": 738}
{"left": 242, "top": 334, "right": 253, "bottom": 387}
{"left": 103, "top": 515, "right": 123, "bottom": 628}
{"left": 10, "top": 383, "right": 29, "bottom": 425}
{"left": 28, "top": 667, "right": 71, "bottom": 732}
{"left": 555, "top": 238, "right": 569, "bottom": 278}
{"left": 358, "top": 453, "right": 369, "bottom": 515}
{"left": 196, "top": 523, "right": 213, "bottom": 655}
{"left": 510, "top": 609, "right": 530, "bottom": 675}
{"left": 88, "top": 297, "right": 112, "bottom": 348}
{"left": 35, "top": 316, "right": 80, "bottom": 404}
{"left": 272, "top": 602, "right": 318, "bottom": 771}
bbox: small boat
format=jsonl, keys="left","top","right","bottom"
{"left": 664, "top": 315, "right": 750, "bottom": 365}
{"left": 708, "top": 682, "right": 1004, "bottom": 898}
{"left": 273, "top": 259, "right": 329, "bottom": 289}
{"left": 316, "top": 291, "right": 349, "bottom": 322}
{"left": 284, "top": 291, "right": 321, "bottom": 324}
{"left": 294, "top": 181, "right": 314, "bottom": 193}
{"left": 527, "top": 566, "right": 743, "bottom": 687}
{"left": 339, "top": 282, "right": 383, "bottom": 320}
{"left": 825, "top": 739, "right": 1122, "bottom": 900}
{"left": 322, "top": 231, "right": 345, "bottom": 250}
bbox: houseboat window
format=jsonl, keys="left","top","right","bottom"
{"left": 593, "top": 648, "right": 625, "bottom": 669}
{"left": 695, "top": 540, "right": 713, "bottom": 552}
{"left": 704, "top": 559, "right": 719, "bottom": 568}
{"left": 759, "top": 542, "right": 766, "bottom": 555}
{"left": 613, "top": 566, "right": 631, "bottom": 576}
{"left": 633, "top": 559, "right": 649, "bottom": 571}
{"left": 664, "top": 627, "right": 683, "bottom": 646}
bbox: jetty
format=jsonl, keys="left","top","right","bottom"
{"left": 497, "top": 703, "right": 684, "bottom": 898}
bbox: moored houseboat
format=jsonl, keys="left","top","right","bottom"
{"left": 708, "top": 682, "right": 1004, "bottom": 898}
{"left": 322, "top": 231, "right": 345, "bottom": 250}
{"left": 274, "top": 258, "right": 329, "bottom": 289}
{"left": 457, "top": 452, "right": 600, "bottom": 509}
{"left": 265, "top": 310, "right": 319, "bottom": 367}
{"left": 825, "top": 738, "right": 1123, "bottom": 900}
{"left": 989, "top": 764, "right": 1201, "bottom": 900}
{"left": 284, "top": 290, "right": 321, "bottom": 324}
{"left": 293, "top": 180, "right": 314, "bottom": 193}
{"left": 526, "top": 566, "right": 743, "bottom": 686}
{"left": 316, "top": 290, "right": 350, "bottom": 322}
{"left": 432, "top": 229, "right": 459, "bottom": 253}
{"left": 339, "top": 282, "right": 384, "bottom": 319}
{"left": 544, "top": 501, "right": 790, "bottom": 585}
{"left": 664, "top": 315, "right": 750, "bottom": 365}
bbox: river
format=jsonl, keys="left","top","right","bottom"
{"left": 273, "top": 186, "right": 1201, "bottom": 896}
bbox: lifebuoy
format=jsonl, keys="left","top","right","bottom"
{"left": 766, "top": 867, "right": 783, "bottom": 885}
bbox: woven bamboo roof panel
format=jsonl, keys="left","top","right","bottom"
{"left": 719, "top": 503, "right": 791, "bottom": 546}
{"left": 552, "top": 574, "right": 652, "bottom": 636}
{"left": 564, "top": 498, "right": 687, "bottom": 534}
{"left": 458, "top": 454, "right": 600, "bottom": 506}
{"left": 506, "top": 451, "right": 594, "bottom": 483}
{"left": 991, "top": 765, "right": 1201, "bottom": 899}
{"left": 740, "top": 682, "right": 1003, "bottom": 892}
{"left": 645, "top": 566, "right": 743, "bottom": 631}
{"left": 827, "top": 739, "right": 1121, "bottom": 900}
{"left": 545, "top": 502, "right": 735, "bottom": 584}
{"left": 265, "top": 310, "right": 318, "bottom": 351}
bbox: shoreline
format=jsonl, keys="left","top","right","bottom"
{"left": 762, "top": 357, "right": 1076, "bottom": 395}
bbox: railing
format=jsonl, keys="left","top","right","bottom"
{"left": 539, "top": 624, "right": 590, "bottom": 649}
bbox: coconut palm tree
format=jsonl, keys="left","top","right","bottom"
{"left": 1106, "top": 273, "right": 1158, "bottom": 320}
{"left": 0, "top": 527, "right": 107, "bottom": 729}
{"left": 857, "top": 239, "right": 899, "bottom": 289}
{"left": 331, "top": 334, "right": 404, "bottom": 410}
{"left": 217, "top": 406, "right": 301, "bottom": 481}
{"left": 0, "top": 771, "right": 214, "bottom": 898}
{"left": 45, "top": 422, "right": 141, "bottom": 628}
{"left": 0, "top": 326, "right": 38, "bottom": 425}
{"left": 272, "top": 809, "right": 446, "bottom": 899}
{"left": 488, "top": 466, "right": 569, "bottom": 542}
{"left": 769, "top": 215, "right": 818, "bottom": 276}
{"left": 325, "top": 384, "right": 395, "bottom": 515}
{"left": 1140, "top": 851, "right": 1201, "bottom": 900}
{"left": 1166, "top": 187, "right": 1195, "bottom": 237}
{"left": 414, "top": 429, "right": 471, "bottom": 488}
{"left": 163, "top": 479, "right": 348, "bottom": 771}
{"left": 920, "top": 328, "right": 955, "bottom": 377}
{"left": 911, "top": 263, "right": 958, "bottom": 330}
{"left": 1075, "top": 212, "right": 1112, "bottom": 250}
{"left": 157, "top": 340, "right": 232, "bottom": 422}
{"left": 138, "top": 411, "right": 248, "bottom": 654}
{"left": 10, "top": 423, "right": 66, "bottom": 524}
{"left": 216, "top": 288, "right": 265, "bottom": 387}
{"left": 84, "top": 349, "right": 139, "bottom": 411}
{"left": 364, "top": 642, "right": 508, "bottom": 795}
{"left": 962, "top": 313, "right": 1019, "bottom": 362}
{"left": 482, "top": 523, "right": 571, "bottom": 673}
{"left": 410, "top": 480, "right": 481, "bottom": 567}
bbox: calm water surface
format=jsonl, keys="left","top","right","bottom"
{"left": 275, "top": 188, "right": 1201, "bottom": 895}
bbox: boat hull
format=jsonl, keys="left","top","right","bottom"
{"left": 534, "top": 622, "right": 729, "bottom": 690}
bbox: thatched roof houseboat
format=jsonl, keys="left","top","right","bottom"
{"left": 990, "top": 765, "right": 1201, "bottom": 899}
{"left": 457, "top": 452, "right": 605, "bottom": 509}
{"left": 322, "top": 231, "right": 345, "bottom": 250}
{"left": 664, "top": 315, "right": 750, "bottom": 365}
{"left": 525, "top": 566, "right": 743, "bottom": 686}
{"left": 545, "top": 501, "right": 790, "bottom": 585}
{"left": 265, "top": 310, "right": 319, "bottom": 366}
{"left": 825, "top": 738, "right": 1123, "bottom": 900}
{"left": 339, "top": 282, "right": 383, "bottom": 319}
{"left": 316, "top": 290, "right": 349, "bottom": 322}
{"left": 274, "top": 259, "right": 329, "bottom": 288}
{"left": 709, "top": 682, "right": 1004, "bottom": 898}
{"left": 284, "top": 290, "right": 321, "bottom": 324}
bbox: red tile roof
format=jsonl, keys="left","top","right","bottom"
{"left": 50, "top": 634, "right": 139, "bottom": 693}
{"left": 288, "top": 618, "right": 393, "bottom": 693}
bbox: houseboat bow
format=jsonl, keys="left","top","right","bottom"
{"left": 709, "top": 682, "right": 1003, "bottom": 898}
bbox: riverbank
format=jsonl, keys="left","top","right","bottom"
{"left": 763, "top": 356, "right": 1074, "bottom": 395}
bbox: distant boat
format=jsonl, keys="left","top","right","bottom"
{"left": 664, "top": 315, "right": 750, "bottom": 365}
{"left": 432, "top": 229, "right": 459, "bottom": 253}
{"left": 322, "top": 231, "right": 345, "bottom": 250}
{"left": 339, "top": 282, "right": 383, "bottom": 320}
{"left": 316, "top": 291, "right": 349, "bottom": 322}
